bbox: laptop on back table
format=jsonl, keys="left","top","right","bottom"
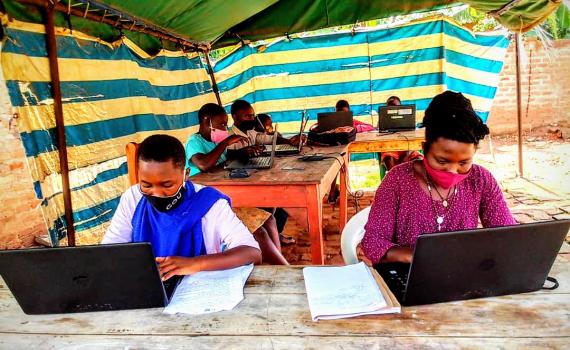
{"left": 264, "top": 111, "right": 308, "bottom": 156}
{"left": 317, "top": 111, "right": 354, "bottom": 132}
{"left": 378, "top": 105, "right": 416, "bottom": 132}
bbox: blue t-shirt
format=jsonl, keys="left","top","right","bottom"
{"left": 185, "top": 133, "right": 227, "bottom": 176}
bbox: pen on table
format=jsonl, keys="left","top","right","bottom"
{"left": 282, "top": 166, "right": 305, "bottom": 171}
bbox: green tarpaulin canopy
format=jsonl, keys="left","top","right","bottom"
{"left": 1, "top": 0, "right": 562, "bottom": 52}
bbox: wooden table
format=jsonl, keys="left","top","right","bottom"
{"left": 348, "top": 129, "right": 425, "bottom": 154}
{"left": 191, "top": 145, "right": 349, "bottom": 265}
{"left": 1, "top": 249, "right": 569, "bottom": 349}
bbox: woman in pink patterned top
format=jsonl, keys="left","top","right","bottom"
{"left": 362, "top": 91, "right": 516, "bottom": 264}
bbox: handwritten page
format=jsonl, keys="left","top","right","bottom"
{"left": 303, "top": 262, "right": 400, "bottom": 321}
{"left": 163, "top": 264, "right": 253, "bottom": 315}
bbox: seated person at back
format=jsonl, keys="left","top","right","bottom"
{"left": 227, "top": 100, "right": 304, "bottom": 151}
{"left": 184, "top": 104, "right": 248, "bottom": 177}
{"left": 102, "top": 134, "right": 261, "bottom": 280}
{"left": 335, "top": 99, "right": 374, "bottom": 132}
{"left": 185, "top": 103, "right": 289, "bottom": 265}
{"left": 362, "top": 91, "right": 516, "bottom": 265}
{"left": 251, "top": 112, "right": 295, "bottom": 245}
{"left": 381, "top": 95, "right": 422, "bottom": 171}
{"left": 228, "top": 100, "right": 303, "bottom": 245}
{"left": 254, "top": 113, "right": 276, "bottom": 134}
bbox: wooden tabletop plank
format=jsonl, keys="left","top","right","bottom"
{"left": 1, "top": 259, "right": 568, "bottom": 339}
{"left": 191, "top": 145, "right": 347, "bottom": 186}
{"left": 349, "top": 130, "right": 425, "bottom": 153}
{"left": 354, "top": 129, "right": 425, "bottom": 142}
{"left": 1, "top": 287, "right": 568, "bottom": 337}
{"left": 0, "top": 334, "right": 567, "bottom": 349}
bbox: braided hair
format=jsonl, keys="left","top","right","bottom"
{"left": 423, "top": 91, "right": 489, "bottom": 151}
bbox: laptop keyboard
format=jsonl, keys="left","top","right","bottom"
{"left": 375, "top": 263, "right": 410, "bottom": 300}
{"left": 265, "top": 144, "right": 297, "bottom": 152}
{"left": 384, "top": 269, "right": 409, "bottom": 296}
{"left": 248, "top": 157, "right": 271, "bottom": 167}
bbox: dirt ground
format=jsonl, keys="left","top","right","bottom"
{"left": 281, "top": 126, "right": 570, "bottom": 265}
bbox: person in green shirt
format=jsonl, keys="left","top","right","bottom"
{"left": 185, "top": 103, "right": 289, "bottom": 265}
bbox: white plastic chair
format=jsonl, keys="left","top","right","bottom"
{"left": 340, "top": 206, "right": 371, "bottom": 264}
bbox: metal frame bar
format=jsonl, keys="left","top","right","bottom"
{"left": 204, "top": 50, "right": 222, "bottom": 106}
{"left": 16, "top": 0, "right": 207, "bottom": 51}
{"left": 42, "top": 2, "right": 76, "bottom": 246}
{"left": 514, "top": 33, "right": 524, "bottom": 177}
{"left": 488, "top": 0, "right": 525, "bottom": 18}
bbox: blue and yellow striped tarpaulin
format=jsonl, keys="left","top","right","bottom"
{"left": 213, "top": 17, "right": 510, "bottom": 133}
{"left": 1, "top": 18, "right": 217, "bottom": 245}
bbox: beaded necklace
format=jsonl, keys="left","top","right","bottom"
{"left": 425, "top": 171, "right": 457, "bottom": 231}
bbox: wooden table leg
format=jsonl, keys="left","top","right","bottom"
{"left": 339, "top": 154, "right": 348, "bottom": 232}
{"left": 306, "top": 185, "right": 324, "bottom": 265}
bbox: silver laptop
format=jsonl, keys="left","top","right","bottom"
{"left": 225, "top": 125, "right": 278, "bottom": 170}
{"left": 264, "top": 111, "right": 308, "bottom": 155}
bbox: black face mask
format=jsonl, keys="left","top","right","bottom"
{"left": 238, "top": 120, "right": 257, "bottom": 131}
{"left": 140, "top": 183, "right": 185, "bottom": 212}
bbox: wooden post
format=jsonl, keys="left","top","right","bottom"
{"left": 43, "top": 3, "right": 76, "bottom": 246}
{"left": 514, "top": 32, "right": 524, "bottom": 177}
{"left": 204, "top": 51, "right": 223, "bottom": 106}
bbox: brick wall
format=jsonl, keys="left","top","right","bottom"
{"left": 487, "top": 38, "right": 570, "bottom": 135}
{"left": 0, "top": 43, "right": 47, "bottom": 249}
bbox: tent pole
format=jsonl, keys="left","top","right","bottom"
{"left": 43, "top": 3, "right": 76, "bottom": 246}
{"left": 204, "top": 50, "right": 223, "bottom": 105}
{"left": 514, "top": 33, "right": 523, "bottom": 177}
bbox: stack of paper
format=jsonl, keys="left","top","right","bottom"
{"left": 163, "top": 264, "right": 253, "bottom": 315}
{"left": 303, "top": 262, "right": 401, "bottom": 321}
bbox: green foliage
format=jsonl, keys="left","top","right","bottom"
{"left": 452, "top": 7, "right": 502, "bottom": 31}
{"left": 545, "top": 5, "right": 570, "bottom": 39}
{"left": 527, "top": 5, "right": 570, "bottom": 39}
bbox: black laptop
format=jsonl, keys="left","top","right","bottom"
{"left": 317, "top": 111, "right": 354, "bottom": 132}
{"left": 378, "top": 105, "right": 416, "bottom": 132}
{"left": 0, "top": 243, "right": 180, "bottom": 314}
{"left": 375, "top": 220, "right": 570, "bottom": 306}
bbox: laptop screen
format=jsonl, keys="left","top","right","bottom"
{"left": 378, "top": 105, "right": 416, "bottom": 131}
{"left": 317, "top": 111, "right": 354, "bottom": 131}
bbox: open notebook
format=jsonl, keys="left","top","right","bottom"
{"left": 303, "top": 262, "right": 401, "bottom": 321}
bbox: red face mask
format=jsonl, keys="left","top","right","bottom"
{"left": 423, "top": 157, "right": 470, "bottom": 189}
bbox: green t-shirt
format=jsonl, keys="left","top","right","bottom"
{"left": 184, "top": 133, "right": 227, "bottom": 176}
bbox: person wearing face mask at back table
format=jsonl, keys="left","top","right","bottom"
{"left": 226, "top": 99, "right": 306, "bottom": 151}
{"left": 101, "top": 134, "right": 262, "bottom": 281}
{"left": 184, "top": 103, "right": 251, "bottom": 177}
{"left": 184, "top": 103, "right": 290, "bottom": 265}
{"left": 361, "top": 91, "right": 517, "bottom": 265}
